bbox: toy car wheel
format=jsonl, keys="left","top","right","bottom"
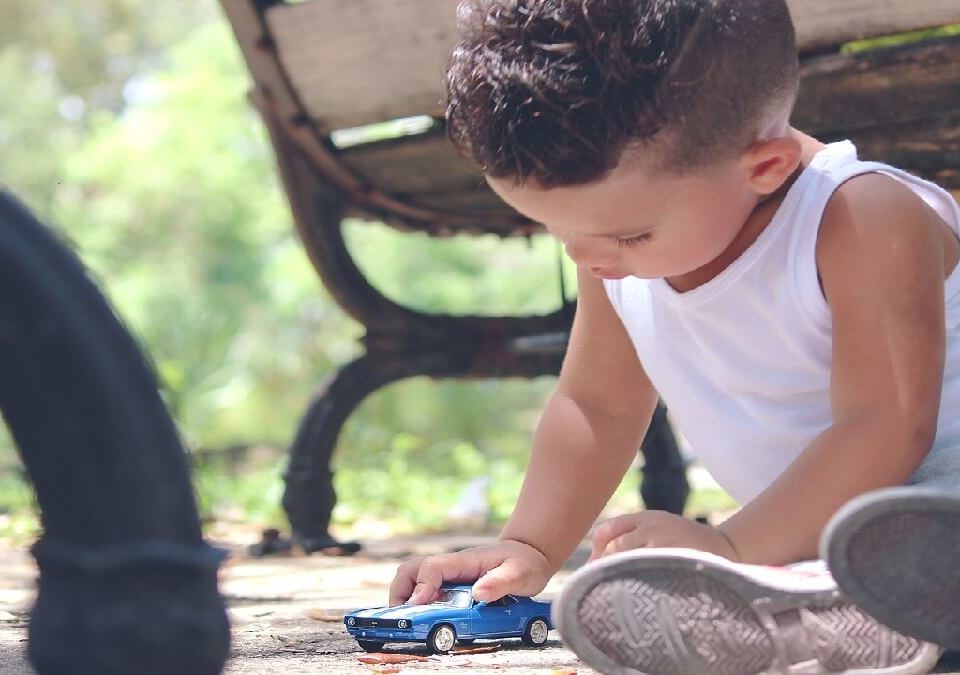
{"left": 521, "top": 617, "right": 550, "bottom": 646}
{"left": 357, "top": 640, "right": 385, "bottom": 652}
{"left": 427, "top": 624, "right": 457, "bottom": 654}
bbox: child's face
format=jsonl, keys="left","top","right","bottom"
{"left": 486, "top": 158, "right": 758, "bottom": 281}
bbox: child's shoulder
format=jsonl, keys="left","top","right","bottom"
{"left": 817, "top": 170, "right": 955, "bottom": 304}
{"left": 820, "top": 171, "right": 944, "bottom": 251}
{"left": 824, "top": 172, "right": 932, "bottom": 236}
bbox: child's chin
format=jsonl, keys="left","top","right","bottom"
{"left": 589, "top": 267, "right": 631, "bottom": 281}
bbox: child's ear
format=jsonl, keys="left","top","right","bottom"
{"left": 740, "top": 136, "right": 802, "bottom": 195}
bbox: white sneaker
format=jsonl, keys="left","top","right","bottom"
{"left": 823, "top": 486, "right": 960, "bottom": 651}
{"left": 553, "top": 548, "right": 941, "bottom": 674}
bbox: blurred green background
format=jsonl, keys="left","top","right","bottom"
{"left": 0, "top": 1, "right": 738, "bottom": 542}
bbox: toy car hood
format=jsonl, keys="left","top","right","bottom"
{"left": 350, "top": 604, "right": 464, "bottom": 621}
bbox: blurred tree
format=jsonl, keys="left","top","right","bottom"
{"left": 0, "top": 5, "right": 569, "bottom": 523}
{"left": 0, "top": 0, "right": 218, "bottom": 212}
{"left": 51, "top": 22, "right": 350, "bottom": 444}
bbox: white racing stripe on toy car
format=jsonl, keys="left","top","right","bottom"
{"left": 376, "top": 606, "right": 447, "bottom": 620}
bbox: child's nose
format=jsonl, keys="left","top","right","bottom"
{"left": 564, "top": 237, "right": 618, "bottom": 267}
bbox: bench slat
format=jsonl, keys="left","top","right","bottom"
{"left": 338, "top": 132, "right": 484, "bottom": 195}
{"left": 795, "top": 37, "right": 960, "bottom": 133}
{"left": 264, "top": 0, "right": 960, "bottom": 131}
{"left": 329, "top": 36, "right": 960, "bottom": 213}
{"left": 407, "top": 187, "right": 515, "bottom": 215}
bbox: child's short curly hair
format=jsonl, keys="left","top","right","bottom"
{"left": 446, "top": 0, "right": 800, "bottom": 187}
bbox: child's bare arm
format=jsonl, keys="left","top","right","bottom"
{"left": 498, "top": 267, "right": 660, "bottom": 569}
{"left": 719, "top": 174, "right": 957, "bottom": 564}
{"left": 390, "top": 267, "right": 658, "bottom": 604}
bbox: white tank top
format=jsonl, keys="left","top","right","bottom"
{"left": 604, "top": 141, "right": 960, "bottom": 504}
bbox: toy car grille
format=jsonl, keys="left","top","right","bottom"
{"left": 353, "top": 618, "right": 402, "bottom": 628}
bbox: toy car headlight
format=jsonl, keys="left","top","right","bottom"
{"left": 346, "top": 617, "right": 356, "bottom": 626}
{"left": 397, "top": 619, "right": 409, "bottom": 629}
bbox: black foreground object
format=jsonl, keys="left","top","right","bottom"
{"left": 0, "top": 190, "right": 230, "bottom": 675}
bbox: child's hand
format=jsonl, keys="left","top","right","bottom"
{"left": 590, "top": 511, "right": 740, "bottom": 562}
{"left": 388, "top": 539, "right": 553, "bottom": 606}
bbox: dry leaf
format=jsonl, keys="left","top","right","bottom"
{"left": 551, "top": 670, "right": 578, "bottom": 674}
{"left": 358, "top": 653, "right": 432, "bottom": 665}
{"left": 307, "top": 608, "right": 346, "bottom": 622}
{"left": 452, "top": 643, "right": 502, "bottom": 655}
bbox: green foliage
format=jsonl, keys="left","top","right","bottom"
{"left": 192, "top": 451, "right": 288, "bottom": 525}
{"left": 346, "top": 224, "right": 575, "bottom": 316}
{"left": 0, "top": 3, "right": 573, "bottom": 532}
{"left": 0, "top": 0, "right": 217, "bottom": 215}
{"left": 185, "top": 440, "right": 648, "bottom": 535}
{"left": 49, "top": 22, "right": 345, "bottom": 445}
{"left": 0, "top": 457, "right": 40, "bottom": 544}
{"left": 686, "top": 488, "right": 738, "bottom": 518}
{"left": 0, "top": 1, "right": 729, "bottom": 537}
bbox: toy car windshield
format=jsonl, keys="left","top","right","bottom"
{"left": 432, "top": 588, "right": 471, "bottom": 608}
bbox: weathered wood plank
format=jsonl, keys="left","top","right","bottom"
{"left": 795, "top": 37, "right": 960, "bottom": 134}
{"left": 791, "top": 1, "right": 960, "bottom": 52}
{"left": 846, "top": 115, "right": 960, "bottom": 189}
{"left": 408, "top": 187, "right": 514, "bottom": 214}
{"left": 265, "top": 0, "right": 457, "bottom": 130}
{"left": 338, "top": 132, "right": 485, "bottom": 195}
{"left": 330, "top": 37, "right": 959, "bottom": 206}
{"left": 264, "top": 0, "right": 960, "bottom": 130}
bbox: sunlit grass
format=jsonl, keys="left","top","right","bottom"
{"left": 0, "top": 442, "right": 737, "bottom": 544}
{"left": 0, "top": 468, "right": 40, "bottom": 546}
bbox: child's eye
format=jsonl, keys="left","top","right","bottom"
{"left": 615, "top": 233, "right": 653, "bottom": 248}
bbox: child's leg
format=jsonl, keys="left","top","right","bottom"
{"left": 823, "top": 486, "right": 960, "bottom": 650}
{"left": 553, "top": 548, "right": 941, "bottom": 675}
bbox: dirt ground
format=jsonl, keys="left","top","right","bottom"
{"left": 0, "top": 530, "right": 591, "bottom": 675}
{"left": 1, "top": 530, "right": 958, "bottom": 675}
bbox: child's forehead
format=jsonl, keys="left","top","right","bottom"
{"left": 485, "top": 170, "right": 672, "bottom": 231}
{"left": 486, "top": 161, "right": 715, "bottom": 204}
{"left": 485, "top": 160, "right": 743, "bottom": 234}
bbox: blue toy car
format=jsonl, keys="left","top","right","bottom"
{"left": 343, "top": 584, "right": 553, "bottom": 654}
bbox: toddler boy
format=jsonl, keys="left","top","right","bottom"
{"left": 390, "top": 1, "right": 960, "bottom": 672}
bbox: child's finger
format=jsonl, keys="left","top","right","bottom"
{"left": 471, "top": 558, "right": 528, "bottom": 602}
{"left": 602, "top": 532, "right": 640, "bottom": 558}
{"left": 590, "top": 515, "right": 640, "bottom": 560}
{"left": 389, "top": 556, "right": 426, "bottom": 606}
{"left": 407, "top": 552, "right": 487, "bottom": 605}
{"left": 407, "top": 558, "right": 451, "bottom": 605}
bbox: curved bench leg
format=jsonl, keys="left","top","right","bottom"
{"left": 639, "top": 402, "right": 690, "bottom": 515}
{"left": 280, "top": 353, "right": 414, "bottom": 554}
{"left": 277, "top": 363, "right": 690, "bottom": 554}
{"left": 0, "top": 191, "right": 229, "bottom": 675}
{"left": 258, "top": 147, "right": 687, "bottom": 552}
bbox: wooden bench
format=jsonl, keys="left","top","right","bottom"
{"left": 221, "top": 0, "right": 960, "bottom": 553}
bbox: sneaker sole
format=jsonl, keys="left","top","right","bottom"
{"left": 553, "top": 548, "right": 941, "bottom": 675}
{"left": 823, "top": 487, "right": 960, "bottom": 650}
